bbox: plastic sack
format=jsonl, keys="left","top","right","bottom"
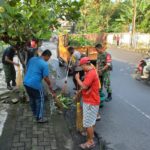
{"left": 16, "top": 66, "right": 23, "bottom": 87}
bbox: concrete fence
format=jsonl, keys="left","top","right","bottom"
{"left": 107, "top": 33, "right": 150, "bottom": 51}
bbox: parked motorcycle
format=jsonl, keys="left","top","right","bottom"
{"left": 135, "top": 50, "right": 150, "bottom": 81}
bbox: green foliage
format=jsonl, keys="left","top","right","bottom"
{"left": 0, "top": 0, "right": 83, "bottom": 48}
{"left": 76, "top": 0, "right": 150, "bottom": 33}
{"left": 76, "top": 0, "right": 115, "bottom": 33}
{"left": 68, "top": 36, "right": 94, "bottom": 46}
{"left": 57, "top": 94, "right": 72, "bottom": 109}
{"left": 136, "top": 0, "right": 150, "bottom": 32}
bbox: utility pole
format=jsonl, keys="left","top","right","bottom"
{"left": 131, "top": 0, "right": 137, "bottom": 48}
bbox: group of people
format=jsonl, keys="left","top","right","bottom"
{"left": 67, "top": 43, "right": 112, "bottom": 149}
{"left": 1, "top": 39, "right": 38, "bottom": 90}
{"left": 2, "top": 40, "right": 55, "bottom": 123}
{"left": 2, "top": 41, "right": 112, "bottom": 149}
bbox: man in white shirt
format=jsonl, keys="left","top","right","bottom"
{"left": 68, "top": 47, "right": 84, "bottom": 90}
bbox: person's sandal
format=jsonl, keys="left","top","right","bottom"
{"left": 96, "top": 115, "right": 101, "bottom": 121}
{"left": 79, "top": 142, "right": 95, "bottom": 149}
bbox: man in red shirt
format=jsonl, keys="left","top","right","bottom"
{"left": 75, "top": 57, "right": 100, "bottom": 149}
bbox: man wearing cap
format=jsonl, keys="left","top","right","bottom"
{"left": 75, "top": 57, "right": 100, "bottom": 149}
{"left": 95, "top": 43, "right": 112, "bottom": 102}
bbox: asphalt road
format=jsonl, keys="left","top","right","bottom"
{"left": 96, "top": 48, "right": 150, "bottom": 150}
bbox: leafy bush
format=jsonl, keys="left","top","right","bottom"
{"left": 68, "top": 36, "right": 94, "bottom": 47}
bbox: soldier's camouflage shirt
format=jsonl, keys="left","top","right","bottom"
{"left": 97, "top": 51, "right": 109, "bottom": 71}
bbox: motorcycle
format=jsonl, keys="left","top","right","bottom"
{"left": 135, "top": 50, "right": 150, "bottom": 81}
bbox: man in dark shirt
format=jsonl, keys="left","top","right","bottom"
{"left": 2, "top": 46, "right": 19, "bottom": 90}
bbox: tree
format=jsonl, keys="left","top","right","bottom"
{"left": 136, "top": 0, "right": 150, "bottom": 32}
{"left": 0, "top": 0, "right": 83, "bottom": 45}
{"left": 76, "top": 0, "right": 150, "bottom": 33}
{"left": 131, "top": 0, "right": 137, "bottom": 47}
{"left": 76, "top": 0, "right": 114, "bottom": 33}
{"left": 0, "top": 0, "right": 83, "bottom": 65}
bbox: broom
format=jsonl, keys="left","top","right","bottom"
{"left": 49, "top": 58, "right": 72, "bottom": 110}
{"left": 48, "top": 88, "right": 64, "bottom": 111}
{"left": 61, "top": 56, "right": 72, "bottom": 94}
{"left": 75, "top": 86, "right": 83, "bottom": 132}
{"left": 53, "top": 95, "right": 64, "bottom": 111}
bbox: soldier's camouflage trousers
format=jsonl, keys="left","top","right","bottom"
{"left": 99, "top": 71, "right": 112, "bottom": 94}
{"left": 3, "top": 64, "right": 16, "bottom": 84}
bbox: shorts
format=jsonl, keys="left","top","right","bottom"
{"left": 83, "top": 103, "right": 99, "bottom": 128}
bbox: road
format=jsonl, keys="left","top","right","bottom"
{"left": 96, "top": 48, "right": 150, "bottom": 150}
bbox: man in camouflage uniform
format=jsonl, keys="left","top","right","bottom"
{"left": 2, "top": 46, "right": 19, "bottom": 90}
{"left": 95, "top": 44, "right": 112, "bottom": 102}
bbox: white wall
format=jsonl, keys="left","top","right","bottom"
{"left": 107, "top": 33, "right": 150, "bottom": 48}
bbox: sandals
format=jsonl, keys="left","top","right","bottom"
{"left": 96, "top": 115, "right": 101, "bottom": 121}
{"left": 79, "top": 142, "right": 95, "bottom": 149}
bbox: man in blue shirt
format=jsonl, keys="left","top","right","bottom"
{"left": 24, "top": 49, "right": 55, "bottom": 123}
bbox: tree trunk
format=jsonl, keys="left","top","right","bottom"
{"left": 131, "top": 0, "right": 137, "bottom": 48}
{"left": 17, "top": 48, "right": 27, "bottom": 70}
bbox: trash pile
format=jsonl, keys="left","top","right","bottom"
{"left": 54, "top": 93, "right": 72, "bottom": 110}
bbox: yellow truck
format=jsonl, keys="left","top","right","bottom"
{"left": 57, "top": 33, "right": 107, "bottom": 66}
